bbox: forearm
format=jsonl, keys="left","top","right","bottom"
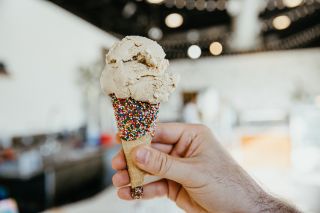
{"left": 253, "top": 192, "right": 301, "bottom": 213}
{"left": 242, "top": 177, "right": 300, "bottom": 213}
{"left": 233, "top": 167, "right": 300, "bottom": 213}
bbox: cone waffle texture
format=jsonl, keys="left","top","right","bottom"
{"left": 121, "top": 134, "right": 151, "bottom": 187}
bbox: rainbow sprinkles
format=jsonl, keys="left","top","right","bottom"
{"left": 110, "top": 93, "right": 160, "bottom": 141}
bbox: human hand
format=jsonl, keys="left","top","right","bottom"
{"left": 112, "top": 123, "right": 298, "bottom": 213}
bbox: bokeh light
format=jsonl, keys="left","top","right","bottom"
{"left": 165, "top": 13, "right": 183, "bottom": 28}
{"left": 273, "top": 15, "right": 291, "bottom": 30}
{"left": 187, "top": 45, "right": 201, "bottom": 59}
{"left": 209, "top": 42, "right": 223, "bottom": 56}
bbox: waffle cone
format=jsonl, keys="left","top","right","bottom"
{"left": 122, "top": 134, "right": 151, "bottom": 187}
{"left": 110, "top": 94, "right": 159, "bottom": 199}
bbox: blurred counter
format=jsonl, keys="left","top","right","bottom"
{"left": 0, "top": 144, "right": 116, "bottom": 213}
{"left": 0, "top": 146, "right": 103, "bottom": 179}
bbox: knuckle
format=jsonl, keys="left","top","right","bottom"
{"left": 197, "top": 125, "right": 213, "bottom": 137}
{"left": 112, "top": 174, "right": 117, "bottom": 185}
{"left": 153, "top": 151, "right": 171, "bottom": 176}
{"left": 156, "top": 183, "right": 167, "bottom": 196}
{"left": 186, "top": 124, "right": 212, "bottom": 141}
{"left": 197, "top": 124, "right": 210, "bottom": 132}
{"left": 187, "top": 123, "right": 210, "bottom": 133}
{"left": 111, "top": 158, "right": 118, "bottom": 169}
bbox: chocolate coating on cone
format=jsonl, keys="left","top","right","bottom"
{"left": 131, "top": 186, "right": 143, "bottom": 199}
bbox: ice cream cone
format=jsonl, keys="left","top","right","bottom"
{"left": 100, "top": 36, "right": 178, "bottom": 199}
{"left": 121, "top": 134, "right": 151, "bottom": 199}
{"left": 110, "top": 94, "right": 159, "bottom": 199}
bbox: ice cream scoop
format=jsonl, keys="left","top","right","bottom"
{"left": 100, "top": 36, "right": 178, "bottom": 104}
{"left": 100, "top": 36, "right": 178, "bottom": 199}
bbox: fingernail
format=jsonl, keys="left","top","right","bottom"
{"left": 135, "top": 148, "right": 149, "bottom": 164}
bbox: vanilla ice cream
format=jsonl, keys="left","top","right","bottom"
{"left": 100, "top": 36, "right": 178, "bottom": 104}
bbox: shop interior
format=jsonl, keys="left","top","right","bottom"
{"left": 0, "top": 0, "right": 320, "bottom": 212}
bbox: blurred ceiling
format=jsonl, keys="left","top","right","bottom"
{"left": 46, "top": 0, "right": 320, "bottom": 59}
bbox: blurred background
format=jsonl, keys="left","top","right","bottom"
{"left": 0, "top": 0, "right": 320, "bottom": 212}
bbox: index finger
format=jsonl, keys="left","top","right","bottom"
{"left": 152, "top": 123, "right": 187, "bottom": 144}
{"left": 115, "top": 132, "right": 121, "bottom": 144}
{"left": 116, "top": 123, "right": 189, "bottom": 145}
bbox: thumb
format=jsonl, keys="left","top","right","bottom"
{"left": 131, "top": 145, "right": 190, "bottom": 184}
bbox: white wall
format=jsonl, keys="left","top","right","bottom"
{"left": 0, "top": 0, "right": 118, "bottom": 136}
{"left": 160, "top": 48, "right": 320, "bottom": 120}
{"left": 0, "top": 0, "right": 319, "bottom": 134}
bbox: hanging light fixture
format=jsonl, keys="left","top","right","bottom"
{"left": 122, "top": 2, "right": 137, "bottom": 18}
{"left": 165, "top": 13, "right": 184, "bottom": 28}
{"left": 283, "top": 0, "right": 303, "bottom": 8}
{"left": 209, "top": 42, "right": 223, "bottom": 56}
{"left": 146, "top": 0, "right": 164, "bottom": 4}
{"left": 273, "top": 15, "right": 291, "bottom": 30}
{"left": 187, "top": 45, "right": 202, "bottom": 59}
{"left": 148, "top": 27, "right": 163, "bottom": 40}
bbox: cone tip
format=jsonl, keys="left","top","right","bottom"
{"left": 131, "top": 186, "right": 143, "bottom": 199}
